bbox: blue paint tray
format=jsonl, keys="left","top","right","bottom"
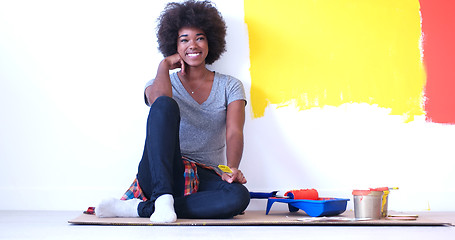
{"left": 266, "top": 197, "right": 350, "bottom": 217}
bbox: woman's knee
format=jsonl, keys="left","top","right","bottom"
{"left": 151, "top": 96, "right": 179, "bottom": 112}
{"left": 148, "top": 96, "right": 180, "bottom": 121}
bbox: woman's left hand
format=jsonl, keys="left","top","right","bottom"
{"left": 222, "top": 167, "right": 247, "bottom": 184}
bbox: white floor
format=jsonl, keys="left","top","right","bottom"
{"left": 1, "top": 211, "right": 454, "bottom": 240}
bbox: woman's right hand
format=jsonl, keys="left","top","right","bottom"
{"left": 146, "top": 53, "right": 185, "bottom": 105}
{"left": 162, "top": 53, "right": 186, "bottom": 75}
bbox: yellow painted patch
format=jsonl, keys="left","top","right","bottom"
{"left": 244, "top": 0, "right": 425, "bottom": 122}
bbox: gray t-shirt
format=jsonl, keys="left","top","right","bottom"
{"left": 145, "top": 71, "right": 246, "bottom": 170}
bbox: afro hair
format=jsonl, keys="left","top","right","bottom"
{"left": 156, "top": 0, "right": 227, "bottom": 64}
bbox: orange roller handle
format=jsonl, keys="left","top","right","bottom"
{"left": 284, "top": 189, "right": 319, "bottom": 200}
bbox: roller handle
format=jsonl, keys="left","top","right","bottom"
{"left": 249, "top": 191, "right": 279, "bottom": 199}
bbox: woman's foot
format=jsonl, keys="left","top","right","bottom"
{"left": 150, "top": 194, "right": 177, "bottom": 223}
{"left": 95, "top": 198, "right": 141, "bottom": 218}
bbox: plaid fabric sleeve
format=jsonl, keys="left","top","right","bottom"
{"left": 183, "top": 158, "right": 222, "bottom": 195}
{"left": 120, "top": 178, "right": 148, "bottom": 201}
{"left": 183, "top": 158, "right": 199, "bottom": 196}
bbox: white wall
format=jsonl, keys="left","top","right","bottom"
{"left": 1, "top": 0, "right": 454, "bottom": 212}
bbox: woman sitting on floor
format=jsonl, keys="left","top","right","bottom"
{"left": 95, "top": 0, "right": 250, "bottom": 223}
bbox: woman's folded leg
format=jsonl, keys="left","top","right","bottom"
{"left": 174, "top": 167, "right": 250, "bottom": 219}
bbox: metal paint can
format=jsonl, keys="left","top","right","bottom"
{"left": 370, "top": 187, "right": 390, "bottom": 218}
{"left": 352, "top": 190, "right": 383, "bottom": 219}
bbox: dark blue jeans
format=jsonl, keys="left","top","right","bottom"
{"left": 137, "top": 96, "right": 250, "bottom": 218}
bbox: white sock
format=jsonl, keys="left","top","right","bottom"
{"left": 95, "top": 198, "right": 142, "bottom": 218}
{"left": 149, "top": 194, "right": 177, "bottom": 223}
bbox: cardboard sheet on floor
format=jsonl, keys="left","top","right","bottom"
{"left": 68, "top": 211, "right": 454, "bottom": 226}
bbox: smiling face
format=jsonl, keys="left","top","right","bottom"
{"left": 177, "top": 27, "right": 209, "bottom": 67}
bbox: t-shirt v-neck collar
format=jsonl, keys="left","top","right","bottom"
{"left": 175, "top": 72, "right": 216, "bottom": 106}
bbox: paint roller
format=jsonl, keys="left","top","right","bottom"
{"left": 250, "top": 188, "right": 319, "bottom": 200}
{"left": 284, "top": 188, "right": 319, "bottom": 200}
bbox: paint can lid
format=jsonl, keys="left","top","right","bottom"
{"left": 352, "top": 189, "right": 384, "bottom": 196}
{"left": 352, "top": 190, "right": 372, "bottom": 196}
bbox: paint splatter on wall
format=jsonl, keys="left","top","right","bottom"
{"left": 245, "top": 0, "right": 454, "bottom": 124}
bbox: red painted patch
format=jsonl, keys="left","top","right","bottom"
{"left": 420, "top": 0, "right": 455, "bottom": 124}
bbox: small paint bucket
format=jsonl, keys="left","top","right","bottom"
{"left": 370, "top": 187, "right": 390, "bottom": 218}
{"left": 352, "top": 190, "right": 383, "bottom": 219}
